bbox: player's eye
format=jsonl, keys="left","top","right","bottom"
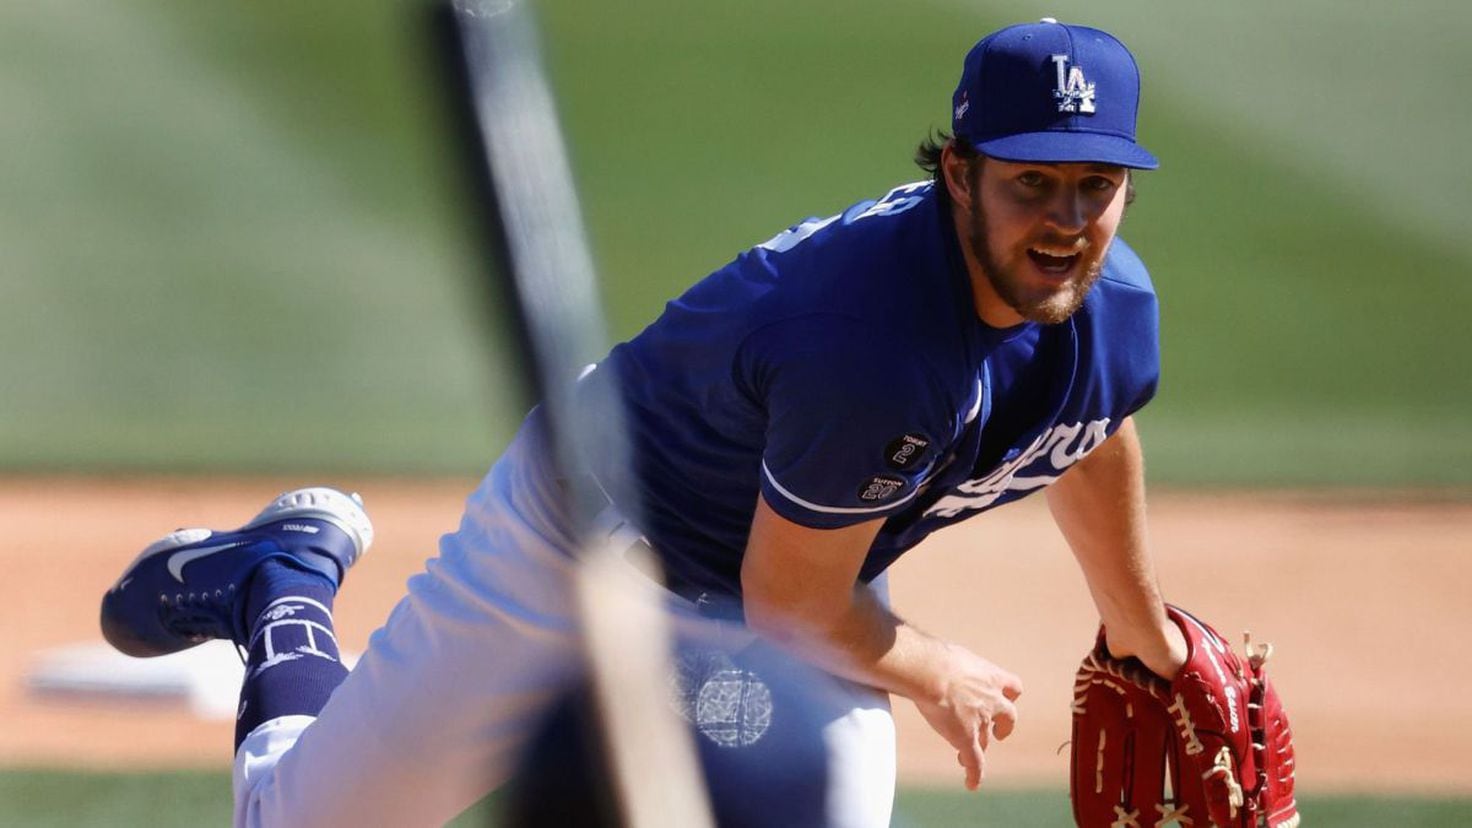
{"left": 1081, "top": 176, "right": 1117, "bottom": 193}
{"left": 1017, "top": 171, "right": 1047, "bottom": 188}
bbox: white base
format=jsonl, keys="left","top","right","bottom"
{"left": 28, "top": 639, "right": 358, "bottom": 720}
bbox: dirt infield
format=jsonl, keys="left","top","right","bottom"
{"left": 4, "top": 477, "right": 1469, "bottom": 794}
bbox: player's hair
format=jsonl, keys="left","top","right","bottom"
{"left": 915, "top": 129, "right": 973, "bottom": 180}
{"left": 915, "top": 131, "right": 1136, "bottom": 205}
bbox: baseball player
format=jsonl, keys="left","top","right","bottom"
{"left": 102, "top": 19, "right": 1187, "bottom": 827}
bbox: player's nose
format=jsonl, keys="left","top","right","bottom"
{"left": 1044, "top": 190, "right": 1087, "bottom": 233}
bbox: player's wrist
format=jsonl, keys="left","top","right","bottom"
{"left": 1105, "top": 616, "right": 1187, "bottom": 680}
{"left": 916, "top": 637, "right": 977, "bottom": 703}
{"left": 1141, "top": 622, "right": 1188, "bottom": 679}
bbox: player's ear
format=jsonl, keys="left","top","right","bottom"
{"left": 941, "top": 143, "right": 978, "bottom": 211}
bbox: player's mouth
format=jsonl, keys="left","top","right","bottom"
{"left": 1026, "top": 244, "right": 1083, "bottom": 276}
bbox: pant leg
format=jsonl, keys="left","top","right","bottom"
{"left": 819, "top": 679, "right": 895, "bottom": 828}
{"left": 500, "top": 598, "right": 898, "bottom": 828}
{"left": 663, "top": 576, "right": 897, "bottom": 828}
{"left": 819, "top": 572, "right": 897, "bottom": 828}
{"left": 233, "top": 419, "right": 585, "bottom": 827}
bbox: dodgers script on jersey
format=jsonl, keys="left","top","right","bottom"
{"left": 577, "top": 180, "right": 1159, "bottom": 600}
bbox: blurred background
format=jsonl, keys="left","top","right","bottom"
{"left": 3, "top": 0, "right": 1469, "bottom": 825}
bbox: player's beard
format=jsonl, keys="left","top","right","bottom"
{"left": 965, "top": 198, "right": 1105, "bottom": 325}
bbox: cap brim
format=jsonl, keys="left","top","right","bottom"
{"left": 974, "top": 131, "right": 1159, "bottom": 170}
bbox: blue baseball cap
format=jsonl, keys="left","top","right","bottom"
{"left": 951, "top": 18, "right": 1158, "bottom": 170}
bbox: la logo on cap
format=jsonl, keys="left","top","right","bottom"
{"left": 1050, "top": 54, "right": 1096, "bottom": 114}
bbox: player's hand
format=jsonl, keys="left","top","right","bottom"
{"left": 912, "top": 644, "right": 1023, "bottom": 791}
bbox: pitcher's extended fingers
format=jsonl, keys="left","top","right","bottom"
{"left": 962, "top": 730, "right": 986, "bottom": 791}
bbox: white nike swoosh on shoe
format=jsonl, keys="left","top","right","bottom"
{"left": 167, "top": 542, "right": 248, "bottom": 582}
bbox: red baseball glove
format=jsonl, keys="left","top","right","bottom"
{"left": 1070, "top": 606, "right": 1298, "bottom": 827}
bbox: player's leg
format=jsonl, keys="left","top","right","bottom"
{"left": 817, "top": 672, "right": 896, "bottom": 827}
{"left": 663, "top": 576, "right": 897, "bottom": 828}
{"left": 102, "top": 413, "right": 586, "bottom": 826}
{"left": 817, "top": 573, "right": 898, "bottom": 827}
{"left": 503, "top": 635, "right": 895, "bottom": 828}
{"left": 231, "top": 414, "right": 586, "bottom": 826}
{"left": 690, "top": 642, "right": 895, "bottom": 828}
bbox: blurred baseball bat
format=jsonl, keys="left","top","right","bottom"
{"left": 430, "top": 1, "right": 714, "bottom": 825}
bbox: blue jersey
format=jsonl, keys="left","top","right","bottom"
{"left": 579, "top": 181, "right": 1158, "bottom": 600}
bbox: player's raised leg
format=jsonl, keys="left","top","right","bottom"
{"left": 101, "top": 417, "right": 595, "bottom": 826}
{"left": 227, "top": 419, "right": 593, "bottom": 826}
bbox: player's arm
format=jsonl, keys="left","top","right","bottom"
{"left": 1045, "top": 415, "right": 1186, "bottom": 679}
{"left": 742, "top": 498, "right": 1022, "bottom": 790}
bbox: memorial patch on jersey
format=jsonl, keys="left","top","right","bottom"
{"left": 884, "top": 433, "right": 931, "bottom": 470}
{"left": 857, "top": 474, "right": 907, "bottom": 502}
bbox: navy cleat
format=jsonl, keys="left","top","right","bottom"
{"left": 100, "top": 487, "right": 374, "bottom": 658}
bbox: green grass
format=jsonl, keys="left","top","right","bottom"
{"left": 4, "top": 770, "right": 1470, "bottom": 826}
{"left": 2, "top": 1, "right": 1469, "bottom": 483}
{"left": 0, "top": 2, "right": 519, "bottom": 474}
{"left": 892, "top": 787, "right": 1472, "bottom": 827}
{"left": 0, "top": 770, "right": 232, "bottom": 828}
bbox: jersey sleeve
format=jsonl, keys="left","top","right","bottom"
{"left": 1098, "top": 238, "right": 1160, "bottom": 419}
{"left": 738, "top": 314, "right": 955, "bottom": 530}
